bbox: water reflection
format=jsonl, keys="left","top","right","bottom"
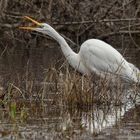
{"left": 0, "top": 99, "right": 140, "bottom": 140}
{"left": 0, "top": 48, "right": 140, "bottom": 139}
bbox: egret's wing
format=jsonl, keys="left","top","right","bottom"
{"left": 80, "top": 39, "right": 137, "bottom": 82}
{"left": 128, "top": 63, "right": 140, "bottom": 74}
{"left": 88, "top": 47, "right": 127, "bottom": 77}
{"left": 81, "top": 39, "right": 126, "bottom": 73}
{"left": 128, "top": 63, "right": 140, "bottom": 82}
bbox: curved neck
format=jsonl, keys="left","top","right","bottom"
{"left": 46, "top": 28, "right": 89, "bottom": 74}
{"left": 58, "top": 36, "right": 76, "bottom": 58}
{"left": 50, "top": 29, "right": 75, "bottom": 57}
{"left": 51, "top": 30, "right": 80, "bottom": 69}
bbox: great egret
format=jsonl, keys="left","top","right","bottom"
{"left": 20, "top": 16, "right": 140, "bottom": 83}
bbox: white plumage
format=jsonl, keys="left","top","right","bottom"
{"left": 20, "top": 16, "right": 140, "bottom": 83}
{"left": 79, "top": 39, "right": 139, "bottom": 82}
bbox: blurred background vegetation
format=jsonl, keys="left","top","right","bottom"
{"left": 0, "top": 0, "right": 140, "bottom": 85}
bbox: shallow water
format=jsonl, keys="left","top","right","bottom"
{"left": 0, "top": 100, "right": 140, "bottom": 140}
{"left": 0, "top": 49, "right": 140, "bottom": 140}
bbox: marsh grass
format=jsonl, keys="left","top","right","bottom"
{"left": 41, "top": 66, "right": 140, "bottom": 108}
{"left": 0, "top": 66, "right": 139, "bottom": 137}
{"left": 1, "top": 65, "right": 140, "bottom": 111}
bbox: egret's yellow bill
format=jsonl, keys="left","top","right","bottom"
{"left": 19, "top": 16, "right": 42, "bottom": 30}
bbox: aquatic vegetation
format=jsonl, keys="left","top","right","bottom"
{"left": 0, "top": 66, "right": 139, "bottom": 109}
{"left": 0, "top": 66, "right": 139, "bottom": 139}
{"left": 36, "top": 66, "right": 140, "bottom": 108}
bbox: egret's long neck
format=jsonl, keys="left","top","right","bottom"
{"left": 58, "top": 36, "right": 77, "bottom": 59}
{"left": 51, "top": 29, "right": 81, "bottom": 69}
{"left": 44, "top": 27, "right": 89, "bottom": 74}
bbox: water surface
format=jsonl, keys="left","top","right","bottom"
{"left": 0, "top": 47, "right": 140, "bottom": 140}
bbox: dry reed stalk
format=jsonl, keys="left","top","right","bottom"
{"left": 2, "top": 65, "right": 139, "bottom": 109}
{"left": 42, "top": 66, "right": 136, "bottom": 108}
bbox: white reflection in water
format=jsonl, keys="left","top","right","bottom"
{"left": 61, "top": 91, "right": 139, "bottom": 135}
{"left": 0, "top": 87, "right": 139, "bottom": 139}
{"left": 81, "top": 102, "right": 134, "bottom": 134}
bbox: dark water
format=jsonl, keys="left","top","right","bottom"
{"left": 0, "top": 48, "right": 140, "bottom": 140}
{"left": 0, "top": 100, "right": 140, "bottom": 140}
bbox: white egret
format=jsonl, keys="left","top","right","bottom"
{"left": 20, "top": 16, "right": 140, "bottom": 83}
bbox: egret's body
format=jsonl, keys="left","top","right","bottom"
{"left": 79, "top": 39, "right": 138, "bottom": 82}
{"left": 20, "top": 16, "right": 140, "bottom": 83}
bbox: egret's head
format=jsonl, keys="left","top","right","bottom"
{"left": 19, "top": 16, "right": 57, "bottom": 39}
